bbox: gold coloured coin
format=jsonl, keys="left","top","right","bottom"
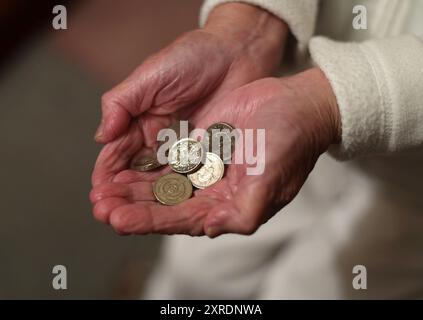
{"left": 168, "top": 138, "right": 204, "bottom": 174}
{"left": 206, "top": 122, "right": 236, "bottom": 162}
{"left": 188, "top": 152, "right": 224, "bottom": 189}
{"left": 153, "top": 173, "right": 193, "bottom": 205}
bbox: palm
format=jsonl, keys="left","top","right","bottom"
{"left": 91, "top": 77, "right": 325, "bottom": 236}
{"left": 94, "top": 30, "right": 273, "bottom": 144}
{"left": 91, "top": 30, "right": 279, "bottom": 234}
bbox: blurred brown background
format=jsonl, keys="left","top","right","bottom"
{"left": 0, "top": 0, "right": 201, "bottom": 299}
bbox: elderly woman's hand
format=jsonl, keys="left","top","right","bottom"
{"left": 90, "top": 68, "right": 341, "bottom": 237}
{"left": 90, "top": 3, "right": 287, "bottom": 205}
{"left": 93, "top": 3, "right": 287, "bottom": 145}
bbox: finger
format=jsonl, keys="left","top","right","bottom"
{"left": 109, "top": 196, "right": 217, "bottom": 236}
{"left": 204, "top": 176, "right": 270, "bottom": 237}
{"left": 92, "top": 122, "right": 142, "bottom": 187}
{"left": 112, "top": 170, "right": 158, "bottom": 184}
{"left": 112, "top": 166, "right": 172, "bottom": 184}
{"left": 128, "top": 182, "right": 155, "bottom": 201}
{"left": 95, "top": 68, "right": 158, "bottom": 143}
{"left": 93, "top": 197, "right": 129, "bottom": 224}
{"left": 137, "top": 113, "right": 173, "bottom": 148}
{"left": 90, "top": 180, "right": 156, "bottom": 203}
{"left": 95, "top": 58, "right": 182, "bottom": 143}
{"left": 94, "top": 33, "right": 233, "bottom": 144}
{"left": 90, "top": 182, "right": 130, "bottom": 204}
{"left": 95, "top": 95, "right": 130, "bottom": 144}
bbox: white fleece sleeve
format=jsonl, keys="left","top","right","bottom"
{"left": 199, "top": 0, "right": 318, "bottom": 51}
{"left": 309, "top": 35, "right": 423, "bottom": 160}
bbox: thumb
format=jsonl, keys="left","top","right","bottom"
{"left": 94, "top": 96, "right": 130, "bottom": 144}
{"left": 94, "top": 69, "right": 158, "bottom": 144}
{"left": 94, "top": 61, "right": 201, "bottom": 144}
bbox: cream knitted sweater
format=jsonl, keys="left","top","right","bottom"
{"left": 200, "top": 0, "right": 423, "bottom": 160}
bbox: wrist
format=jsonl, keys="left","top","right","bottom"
{"left": 203, "top": 3, "right": 288, "bottom": 72}
{"left": 283, "top": 68, "right": 341, "bottom": 149}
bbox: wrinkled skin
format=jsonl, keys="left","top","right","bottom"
{"left": 93, "top": 3, "right": 288, "bottom": 146}
{"left": 90, "top": 68, "right": 340, "bottom": 237}
{"left": 90, "top": 3, "right": 341, "bottom": 237}
{"left": 94, "top": 24, "right": 286, "bottom": 144}
{"left": 92, "top": 22, "right": 285, "bottom": 187}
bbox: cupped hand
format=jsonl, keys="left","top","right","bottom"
{"left": 90, "top": 68, "right": 341, "bottom": 237}
{"left": 93, "top": 3, "right": 287, "bottom": 144}
{"left": 91, "top": 2, "right": 287, "bottom": 192}
{"left": 90, "top": 3, "right": 287, "bottom": 231}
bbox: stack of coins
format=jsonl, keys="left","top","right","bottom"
{"left": 131, "top": 121, "right": 235, "bottom": 205}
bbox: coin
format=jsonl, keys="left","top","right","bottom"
{"left": 158, "top": 120, "right": 193, "bottom": 157}
{"left": 188, "top": 152, "right": 224, "bottom": 189}
{"left": 153, "top": 173, "right": 193, "bottom": 205}
{"left": 206, "top": 122, "right": 236, "bottom": 162}
{"left": 168, "top": 138, "right": 204, "bottom": 174}
{"left": 131, "top": 155, "right": 163, "bottom": 172}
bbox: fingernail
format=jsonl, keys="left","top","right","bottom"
{"left": 206, "top": 226, "right": 223, "bottom": 238}
{"left": 94, "top": 121, "right": 104, "bottom": 141}
{"left": 94, "top": 129, "right": 103, "bottom": 141}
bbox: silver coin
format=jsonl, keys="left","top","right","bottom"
{"left": 158, "top": 120, "right": 193, "bottom": 157}
{"left": 131, "top": 154, "right": 163, "bottom": 172}
{"left": 168, "top": 138, "right": 204, "bottom": 174}
{"left": 206, "top": 122, "right": 236, "bottom": 162}
{"left": 188, "top": 152, "right": 224, "bottom": 189}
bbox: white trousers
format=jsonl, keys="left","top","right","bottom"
{"left": 144, "top": 154, "right": 423, "bottom": 299}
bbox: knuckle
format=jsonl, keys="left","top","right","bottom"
{"left": 101, "top": 91, "right": 122, "bottom": 112}
{"left": 92, "top": 203, "right": 109, "bottom": 224}
{"left": 238, "top": 218, "right": 258, "bottom": 235}
{"left": 110, "top": 212, "right": 129, "bottom": 234}
{"left": 210, "top": 207, "right": 230, "bottom": 225}
{"left": 101, "top": 92, "right": 113, "bottom": 106}
{"left": 89, "top": 188, "right": 99, "bottom": 204}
